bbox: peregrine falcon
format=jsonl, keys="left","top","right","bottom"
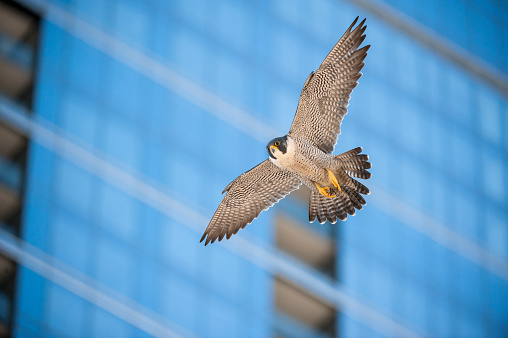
{"left": 201, "top": 17, "right": 372, "bottom": 245}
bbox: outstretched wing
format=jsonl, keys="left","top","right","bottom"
{"left": 288, "top": 17, "right": 369, "bottom": 154}
{"left": 201, "top": 160, "right": 301, "bottom": 245}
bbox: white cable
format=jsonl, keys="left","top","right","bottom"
{"left": 347, "top": 0, "right": 508, "bottom": 96}
{"left": 371, "top": 187, "right": 508, "bottom": 281}
{"left": 0, "top": 228, "right": 192, "bottom": 338}
{"left": 28, "top": 0, "right": 279, "bottom": 144}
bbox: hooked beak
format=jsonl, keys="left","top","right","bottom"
{"left": 268, "top": 145, "right": 277, "bottom": 159}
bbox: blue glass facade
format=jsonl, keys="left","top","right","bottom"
{"left": 0, "top": 0, "right": 506, "bottom": 337}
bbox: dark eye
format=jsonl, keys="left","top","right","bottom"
{"left": 275, "top": 141, "right": 280, "bottom": 146}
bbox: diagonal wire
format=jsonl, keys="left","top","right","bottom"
{"left": 346, "top": 0, "right": 508, "bottom": 97}
{"left": 19, "top": 0, "right": 279, "bottom": 143}
{"left": 0, "top": 97, "right": 424, "bottom": 338}
{"left": 0, "top": 227, "right": 192, "bottom": 338}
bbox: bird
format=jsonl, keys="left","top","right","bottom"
{"left": 201, "top": 17, "right": 372, "bottom": 246}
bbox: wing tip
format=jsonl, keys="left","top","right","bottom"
{"left": 348, "top": 16, "right": 359, "bottom": 31}
{"left": 201, "top": 232, "right": 217, "bottom": 246}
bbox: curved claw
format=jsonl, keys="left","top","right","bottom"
{"left": 315, "top": 182, "right": 336, "bottom": 198}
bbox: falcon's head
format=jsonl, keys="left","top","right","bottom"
{"left": 266, "top": 135, "right": 288, "bottom": 160}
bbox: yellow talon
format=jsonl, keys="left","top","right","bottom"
{"left": 315, "top": 182, "right": 336, "bottom": 198}
{"left": 327, "top": 169, "right": 341, "bottom": 192}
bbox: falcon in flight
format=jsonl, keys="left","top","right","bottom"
{"left": 201, "top": 17, "right": 372, "bottom": 245}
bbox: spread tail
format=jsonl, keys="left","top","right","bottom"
{"left": 309, "top": 147, "right": 371, "bottom": 223}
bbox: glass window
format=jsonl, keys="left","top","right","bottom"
{"left": 91, "top": 307, "right": 132, "bottom": 337}
{"left": 398, "top": 277, "right": 427, "bottom": 330}
{"left": 38, "top": 21, "right": 65, "bottom": 82}
{"left": 163, "top": 153, "right": 202, "bottom": 199}
{"left": 304, "top": 0, "right": 357, "bottom": 44}
{"left": 450, "top": 125, "right": 477, "bottom": 185}
{"left": 268, "top": 82, "right": 298, "bottom": 131}
{"left": 426, "top": 242, "right": 453, "bottom": 295}
{"left": 103, "top": 115, "right": 142, "bottom": 169}
{"left": 352, "top": 208, "right": 395, "bottom": 264}
{"left": 368, "top": 262, "right": 393, "bottom": 310}
{"left": 159, "top": 271, "right": 199, "bottom": 331}
{"left": 209, "top": 246, "right": 245, "bottom": 301}
{"left": 458, "top": 307, "right": 485, "bottom": 337}
{"left": 138, "top": 133, "right": 163, "bottom": 181}
{"left": 457, "top": 257, "right": 485, "bottom": 311}
{"left": 46, "top": 283, "right": 86, "bottom": 336}
{"left": 214, "top": 49, "right": 250, "bottom": 106}
{"left": 207, "top": 296, "right": 239, "bottom": 337}
{"left": 431, "top": 172, "right": 455, "bottom": 223}
{"left": 59, "top": 90, "right": 98, "bottom": 144}
{"left": 269, "top": 25, "right": 303, "bottom": 84}
{"left": 446, "top": 66, "right": 473, "bottom": 126}
{"left": 340, "top": 314, "right": 381, "bottom": 338}
{"left": 428, "top": 114, "right": 450, "bottom": 169}
{"left": 105, "top": 58, "right": 142, "bottom": 120}
{"left": 54, "top": 158, "right": 93, "bottom": 215}
{"left": 470, "top": 12, "right": 496, "bottom": 66}
{"left": 112, "top": 0, "right": 151, "bottom": 49}
{"left": 488, "top": 273, "right": 508, "bottom": 327}
{"left": 356, "top": 77, "right": 389, "bottom": 133}
{"left": 482, "top": 147, "right": 505, "bottom": 204}
{"left": 453, "top": 186, "right": 480, "bottom": 242}
{"left": 477, "top": 85, "right": 502, "bottom": 146}
{"left": 67, "top": 37, "right": 103, "bottom": 98}
{"left": 393, "top": 35, "right": 420, "bottom": 97}
{"left": 215, "top": 1, "right": 255, "bottom": 55}
{"left": 420, "top": 52, "right": 443, "bottom": 110}
{"left": 269, "top": 0, "right": 301, "bottom": 27}
{"left": 428, "top": 296, "right": 452, "bottom": 336}
{"left": 98, "top": 183, "right": 138, "bottom": 240}
{"left": 95, "top": 236, "right": 134, "bottom": 295}
{"left": 400, "top": 227, "right": 426, "bottom": 282}
{"left": 72, "top": 0, "right": 110, "bottom": 29}
{"left": 504, "top": 102, "right": 508, "bottom": 152}
{"left": 170, "top": 27, "right": 209, "bottom": 81}
{"left": 173, "top": 0, "right": 211, "bottom": 33}
{"left": 49, "top": 210, "right": 89, "bottom": 272}
{"left": 484, "top": 204, "right": 508, "bottom": 259}
{"left": 161, "top": 221, "right": 200, "bottom": 278}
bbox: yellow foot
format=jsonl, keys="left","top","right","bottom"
{"left": 315, "top": 182, "right": 336, "bottom": 198}
{"left": 327, "top": 169, "right": 341, "bottom": 192}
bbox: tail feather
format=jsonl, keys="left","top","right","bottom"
{"left": 346, "top": 169, "right": 372, "bottom": 179}
{"left": 343, "top": 186, "right": 365, "bottom": 210}
{"left": 316, "top": 193, "right": 328, "bottom": 224}
{"left": 307, "top": 147, "right": 371, "bottom": 224}
{"left": 310, "top": 191, "right": 346, "bottom": 224}
{"left": 309, "top": 191, "right": 319, "bottom": 222}
{"left": 332, "top": 197, "right": 348, "bottom": 220}
{"left": 324, "top": 196, "right": 338, "bottom": 224}
{"left": 336, "top": 146, "right": 362, "bottom": 159}
{"left": 337, "top": 192, "right": 356, "bottom": 216}
{"left": 341, "top": 156, "right": 371, "bottom": 170}
{"left": 351, "top": 178, "right": 370, "bottom": 195}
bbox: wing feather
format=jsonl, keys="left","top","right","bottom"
{"left": 288, "top": 17, "right": 370, "bottom": 153}
{"left": 201, "top": 160, "right": 301, "bottom": 245}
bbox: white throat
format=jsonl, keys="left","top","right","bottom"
{"left": 269, "top": 136, "right": 295, "bottom": 169}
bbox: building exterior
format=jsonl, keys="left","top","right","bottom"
{"left": 0, "top": 0, "right": 506, "bottom": 337}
